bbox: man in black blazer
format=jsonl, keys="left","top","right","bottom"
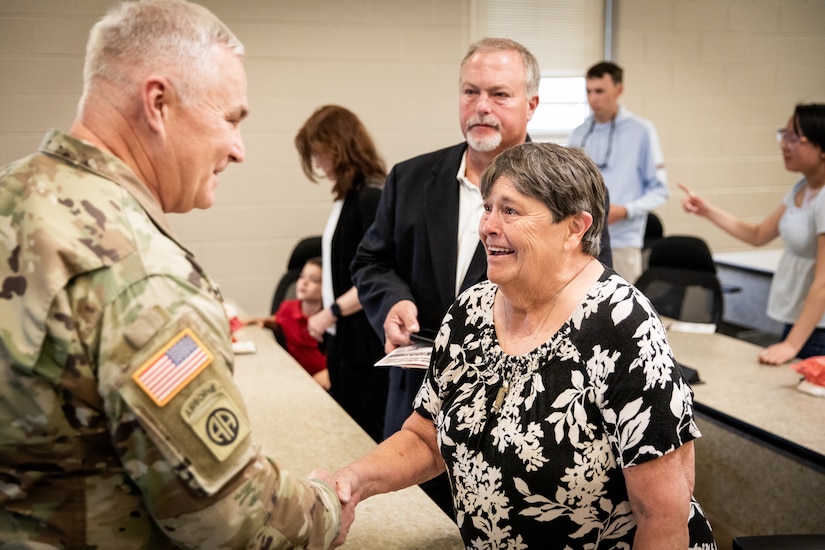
{"left": 351, "top": 38, "right": 611, "bottom": 518}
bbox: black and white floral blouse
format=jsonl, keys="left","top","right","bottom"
{"left": 414, "top": 270, "right": 717, "bottom": 549}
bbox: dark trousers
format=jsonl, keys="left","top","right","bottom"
{"left": 327, "top": 318, "right": 388, "bottom": 443}
{"left": 782, "top": 324, "right": 825, "bottom": 359}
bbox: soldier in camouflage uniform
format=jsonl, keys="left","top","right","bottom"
{"left": 0, "top": 1, "right": 341, "bottom": 548}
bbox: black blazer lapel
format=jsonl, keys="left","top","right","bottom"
{"left": 460, "top": 242, "right": 488, "bottom": 293}
{"left": 424, "top": 144, "right": 466, "bottom": 310}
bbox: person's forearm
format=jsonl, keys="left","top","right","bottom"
{"left": 261, "top": 317, "right": 279, "bottom": 332}
{"left": 632, "top": 521, "right": 688, "bottom": 550}
{"left": 624, "top": 443, "right": 694, "bottom": 550}
{"left": 351, "top": 259, "right": 414, "bottom": 340}
{"left": 703, "top": 202, "right": 782, "bottom": 246}
{"left": 156, "top": 450, "right": 341, "bottom": 549}
{"left": 312, "top": 287, "right": 364, "bottom": 336}
{"left": 333, "top": 286, "right": 362, "bottom": 317}
{"left": 343, "top": 424, "right": 445, "bottom": 501}
{"left": 625, "top": 185, "right": 668, "bottom": 220}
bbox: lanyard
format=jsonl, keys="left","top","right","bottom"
{"left": 578, "top": 116, "right": 615, "bottom": 169}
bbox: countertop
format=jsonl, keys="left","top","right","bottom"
{"left": 231, "top": 326, "right": 464, "bottom": 549}
{"left": 666, "top": 328, "right": 825, "bottom": 461}
{"left": 713, "top": 249, "right": 782, "bottom": 274}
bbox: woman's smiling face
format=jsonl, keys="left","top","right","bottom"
{"left": 479, "top": 176, "right": 565, "bottom": 290}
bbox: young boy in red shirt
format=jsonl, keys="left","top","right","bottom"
{"left": 246, "top": 257, "right": 329, "bottom": 389}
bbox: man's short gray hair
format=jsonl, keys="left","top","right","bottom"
{"left": 81, "top": 0, "right": 244, "bottom": 107}
{"left": 461, "top": 38, "right": 540, "bottom": 98}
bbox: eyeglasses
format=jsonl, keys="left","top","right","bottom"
{"left": 776, "top": 128, "right": 806, "bottom": 146}
{"left": 578, "top": 117, "right": 615, "bottom": 169}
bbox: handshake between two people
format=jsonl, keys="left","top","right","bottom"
{"left": 308, "top": 467, "right": 360, "bottom": 548}
{"left": 306, "top": 410, "right": 448, "bottom": 548}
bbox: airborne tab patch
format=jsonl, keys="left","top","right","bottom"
{"left": 133, "top": 329, "right": 213, "bottom": 407}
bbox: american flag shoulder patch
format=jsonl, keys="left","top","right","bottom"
{"left": 133, "top": 329, "right": 213, "bottom": 407}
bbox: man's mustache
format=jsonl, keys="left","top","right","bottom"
{"left": 465, "top": 116, "right": 501, "bottom": 131}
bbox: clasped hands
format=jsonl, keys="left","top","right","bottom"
{"left": 309, "top": 467, "right": 361, "bottom": 548}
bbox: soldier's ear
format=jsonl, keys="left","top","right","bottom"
{"left": 142, "top": 75, "right": 171, "bottom": 135}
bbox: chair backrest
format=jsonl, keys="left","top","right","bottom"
{"left": 643, "top": 212, "right": 664, "bottom": 250}
{"left": 642, "top": 212, "right": 664, "bottom": 271}
{"left": 635, "top": 235, "right": 724, "bottom": 326}
{"left": 647, "top": 234, "right": 716, "bottom": 272}
{"left": 270, "top": 235, "right": 322, "bottom": 315}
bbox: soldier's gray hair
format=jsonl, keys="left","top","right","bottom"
{"left": 461, "top": 38, "right": 540, "bottom": 98}
{"left": 81, "top": 0, "right": 244, "bottom": 108}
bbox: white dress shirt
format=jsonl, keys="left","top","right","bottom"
{"left": 455, "top": 151, "right": 484, "bottom": 295}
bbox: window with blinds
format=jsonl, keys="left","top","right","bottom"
{"left": 470, "top": 0, "right": 606, "bottom": 142}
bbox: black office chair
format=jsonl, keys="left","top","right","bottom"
{"left": 732, "top": 534, "right": 825, "bottom": 550}
{"left": 643, "top": 212, "right": 664, "bottom": 250}
{"left": 269, "top": 235, "right": 322, "bottom": 348}
{"left": 634, "top": 235, "right": 724, "bottom": 327}
{"left": 642, "top": 212, "right": 664, "bottom": 271}
{"left": 270, "top": 235, "right": 322, "bottom": 314}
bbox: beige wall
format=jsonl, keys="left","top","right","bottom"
{"left": 614, "top": 0, "right": 825, "bottom": 247}
{"left": 1, "top": 0, "right": 824, "bottom": 316}
{"left": 0, "top": 0, "right": 470, "bottom": 316}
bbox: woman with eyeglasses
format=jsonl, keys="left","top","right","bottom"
{"left": 679, "top": 103, "right": 825, "bottom": 365}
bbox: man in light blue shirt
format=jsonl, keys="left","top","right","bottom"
{"left": 569, "top": 61, "right": 668, "bottom": 283}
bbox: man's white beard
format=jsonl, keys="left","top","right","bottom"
{"left": 466, "top": 131, "right": 502, "bottom": 153}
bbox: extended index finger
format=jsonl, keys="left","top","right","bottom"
{"left": 676, "top": 182, "right": 694, "bottom": 196}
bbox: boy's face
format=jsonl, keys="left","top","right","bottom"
{"left": 295, "top": 263, "right": 322, "bottom": 302}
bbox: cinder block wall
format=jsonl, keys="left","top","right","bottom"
{"left": 614, "top": 0, "right": 825, "bottom": 249}
{"left": 1, "top": 0, "right": 824, "bottom": 316}
{"left": 0, "top": 0, "right": 469, "bottom": 316}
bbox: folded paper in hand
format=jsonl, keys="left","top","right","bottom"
{"left": 374, "top": 343, "right": 432, "bottom": 369}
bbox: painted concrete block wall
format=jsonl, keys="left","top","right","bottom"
{"left": 0, "top": 0, "right": 469, "bottom": 316}
{"left": 1, "top": 0, "right": 824, "bottom": 316}
{"left": 614, "top": 0, "right": 825, "bottom": 251}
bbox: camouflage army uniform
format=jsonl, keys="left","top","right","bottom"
{"left": 0, "top": 131, "right": 340, "bottom": 549}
